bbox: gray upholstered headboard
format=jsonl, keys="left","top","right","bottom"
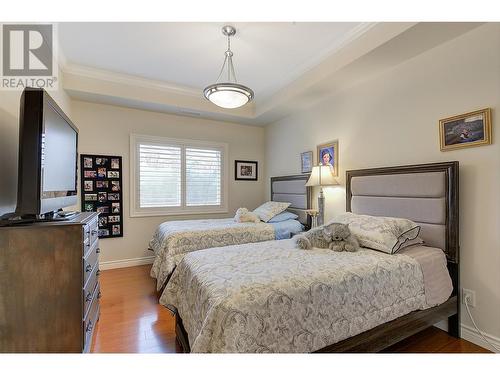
{"left": 270, "top": 174, "right": 312, "bottom": 227}
{"left": 346, "top": 162, "right": 459, "bottom": 264}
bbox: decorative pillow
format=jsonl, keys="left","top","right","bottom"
{"left": 253, "top": 201, "right": 291, "bottom": 222}
{"left": 268, "top": 211, "right": 298, "bottom": 223}
{"left": 331, "top": 212, "right": 424, "bottom": 254}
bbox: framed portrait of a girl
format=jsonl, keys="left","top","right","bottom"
{"left": 316, "top": 140, "right": 338, "bottom": 176}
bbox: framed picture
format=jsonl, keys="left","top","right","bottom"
{"left": 80, "top": 154, "right": 123, "bottom": 239}
{"left": 317, "top": 140, "right": 339, "bottom": 176}
{"left": 300, "top": 151, "right": 313, "bottom": 174}
{"left": 235, "top": 160, "right": 258, "bottom": 181}
{"left": 439, "top": 108, "right": 492, "bottom": 151}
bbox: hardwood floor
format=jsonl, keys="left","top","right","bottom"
{"left": 91, "top": 265, "right": 490, "bottom": 353}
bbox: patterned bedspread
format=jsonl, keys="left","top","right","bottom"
{"left": 159, "top": 239, "right": 444, "bottom": 353}
{"left": 149, "top": 218, "right": 275, "bottom": 290}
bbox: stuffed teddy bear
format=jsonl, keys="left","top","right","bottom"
{"left": 294, "top": 222, "right": 359, "bottom": 252}
{"left": 234, "top": 208, "right": 260, "bottom": 223}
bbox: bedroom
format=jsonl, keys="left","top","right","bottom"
{"left": 0, "top": 0, "right": 499, "bottom": 371}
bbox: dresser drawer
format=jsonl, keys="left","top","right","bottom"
{"left": 83, "top": 284, "right": 100, "bottom": 352}
{"left": 83, "top": 218, "right": 99, "bottom": 249}
{"left": 83, "top": 263, "right": 99, "bottom": 318}
{"left": 83, "top": 224, "right": 91, "bottom": 248}
{"left": 89, "top": 217, "right": 99, "bottom": 246}
{"left": 83, "top": 241, "right": 100, "bottom": 286}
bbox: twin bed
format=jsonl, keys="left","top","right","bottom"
{"left": 149, "top": 174, "right": 311, "bottom": 290}
{"left": 150, "top": 162, "right": 460, "bottom": 353}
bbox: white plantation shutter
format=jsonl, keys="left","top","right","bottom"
{"left": 131, "top": 134, "right": 227, "bottom": 216}
{"left": 139, "top": 144, "right": 181, "bottom": 207}
{"left": 186, "top": 148, "right": 222, "bottom": 206}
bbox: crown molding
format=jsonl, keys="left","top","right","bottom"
{"left": 62, "top": 63, "right": 202, "bottom": 98}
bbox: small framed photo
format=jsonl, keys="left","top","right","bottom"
{"left": 111, "top": 158, "right": 120, "bottom": 169}
{"left": 98, "top": 229, "right": 109, "bottom": 237}
{"left": 235, "top": 160, "right": 258, "bottom": 181}
{"left": 108, "top": 215, "right": 120, "bottom": 223}
{"left": 439, "top": 108, "right": 492, "bottom": 151}
{"left": 98, "top": 192, "right": 107, "bottom": 202}
{"left": 112, "top": 225, "right": 121, "bottom": 235}
{"left": 83, "top": 157, "right": 93, "bottom": 168}
{"left": 85, "top": 193, "right": 97, "bottom": 201}
{"left": 317, "top": 140, "right": 339, "bottom": 176}
{"left": 84, "top": 203, "right": 94, "bottom": 212}
{"left": 112, "top": 203, "right": 120, "bottom": 213}
{"left": 84, "top": 180, "right": 93, "bottom": 191}
{"left": 108, "top": 193, "right": 120, "bottom": 201}
{"left": 96, "top": 206, "right": 109, "bottom": 214}
{"left": 96, "top": 157, "right": 108, "bottom": 166}
{"left": 98, "top": 216, "right": 108, "bottom": 227}
{"left": 96, "top": 180, "right": 109, "bottom": 189}
{"left": 84, "top": 170, "right": 97, "bottom": 178}
{"left": 108, "top": 171, "right": 120, "bottom": 178}
{"left": 97, "top": 167, "right": 107, "bottom": 178}
{"left": 111, "top": 181, "right": 120, "bottom": 191}
{"left": 300, "top": 151, "right": 313, "bottom": 174}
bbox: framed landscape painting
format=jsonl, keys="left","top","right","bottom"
{"left": 439, "top": 108, "right": 492, "bottom": 151}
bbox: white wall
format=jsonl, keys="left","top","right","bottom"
{"left": 71, "top": 100, "right": 266, "bottom": 265}
{"left": 0, "top": 78, "right": 73, "bottom": 216}
{"left": 265, "top": 24, "right": 500, "bottom": 342}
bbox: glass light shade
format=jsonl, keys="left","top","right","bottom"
{"left": 203, "top": 83, "right": 254, "bottom": 109}
{"left": 306, "top": 165, "right": 338, "bottom": 187}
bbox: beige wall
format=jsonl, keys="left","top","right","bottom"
{"left": 0, "top": 77, "right": 73, "bottom": 216}
{"left": 265, "top": 24, "right": 500, "bottom": 340}
{"left": 71, "top": 100, "right": 266, "bottom": 265}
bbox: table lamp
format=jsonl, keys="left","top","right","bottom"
{"left": 305, "top": 164, "right": 338, "bottom": 226}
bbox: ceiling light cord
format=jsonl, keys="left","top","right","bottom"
{"left": 214, "top": 33, "right": 238, "bottom": 84}
{"left": 464, "top": 295, "right": 500, "bottom": 352}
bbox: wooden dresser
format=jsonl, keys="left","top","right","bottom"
{"left": 0, "top": 212, "right": 100, "bottom": 353}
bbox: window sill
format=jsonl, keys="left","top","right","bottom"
{"left": 130, "top": 207, "right": 229, "bottom": 218}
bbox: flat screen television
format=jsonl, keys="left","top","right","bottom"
{"left": 15, "top": 88, "right": 78, "bottom": 217}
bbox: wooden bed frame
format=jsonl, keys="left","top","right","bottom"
{"left": 174, "top": 162, "right": 460, "bottom": 353}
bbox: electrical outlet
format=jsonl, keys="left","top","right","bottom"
{"left": 462, "top": 288, "right": 476, "bottom": 307}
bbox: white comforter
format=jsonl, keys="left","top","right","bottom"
{"left": 149, "top": 218, "right": 275, "bottom": 290}
{"left": 160, "top": 239, "right": 452, "bottom": 353}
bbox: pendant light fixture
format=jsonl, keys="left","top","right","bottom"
{"left": 203, "top": 25, "right": 254, "bottom": 109}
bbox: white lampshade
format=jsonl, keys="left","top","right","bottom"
{"left": 305, "top": 164, "right": 338, "bottom": 187}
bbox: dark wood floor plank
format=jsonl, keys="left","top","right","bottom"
{"left": 91, "top": 265, "right": 490, "bottom": 354}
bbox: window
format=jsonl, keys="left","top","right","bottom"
{"left": 130, "top": 134, "right": 228, "bottom": 216}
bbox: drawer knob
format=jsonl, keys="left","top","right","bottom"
{"left": 96, "top": 270, "right": 101, "bottom": 277}
{"left": 85, "top": 264, "right": 92, "bottom": 273}
{"left": 91, "top": 230, "right": 97, "bottom": 235}
{"left": 86, "top": 292, "right": 92, "bottom": 302}
{"left": 96, "top": 247, "right": 101, "bottom": 254}
{"left": 97, "top": 291, "right": 102, "bottom": 299}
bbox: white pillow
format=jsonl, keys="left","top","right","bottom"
{"left": 331, "top": 212, "right": 423, "bottom": 254}
{"left": 253, "top": 201, "right": 291, "bottom": 222}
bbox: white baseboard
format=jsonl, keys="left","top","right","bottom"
{"left": 99, "top": 256, "right": 155, "bottom": 270}
{"left": 461, "top": 323, "right": 500, "bottom": 353}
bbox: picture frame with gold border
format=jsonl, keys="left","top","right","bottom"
{"left": 439, "top": 108, "right": 492, "bottom": 151}
{"left": 316, "top": 140, "right": 339, "bottom": 176}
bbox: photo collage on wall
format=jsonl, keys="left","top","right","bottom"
{"left": 80, "top": 154, "right": 123, "bottom": 238}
